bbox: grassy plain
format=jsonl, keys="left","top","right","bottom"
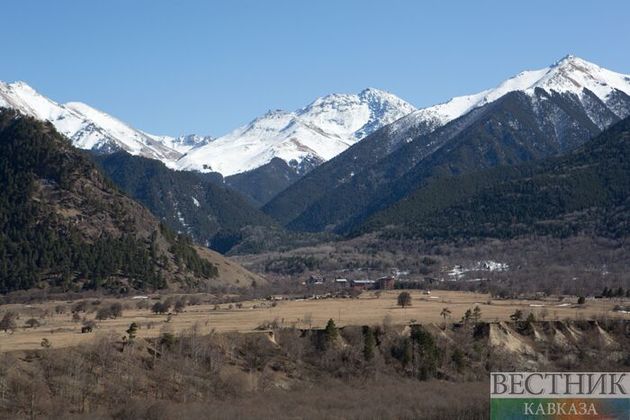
{"left": 1, "top": 290, "right": 627, "bottom": 352}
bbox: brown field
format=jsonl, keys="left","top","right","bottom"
{"left": 1, "top": 290, "right": 627, "bottom": 352}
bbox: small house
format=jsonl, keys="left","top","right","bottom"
{"left": 334, "top": 278, "right": 349, "bottom": 287}
{"left": 376, "top": 276, "right": 395, "bottom": 290}
{"left": 351, "top": 279, "right": 376, "bottom": 290}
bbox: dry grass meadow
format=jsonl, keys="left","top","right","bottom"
{"left": 1, "top": 290, "right": 627, "bottom": 352}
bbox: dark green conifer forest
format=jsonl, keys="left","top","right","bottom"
{"left": 0, "top": 109, "right": 216, "bottom": 293}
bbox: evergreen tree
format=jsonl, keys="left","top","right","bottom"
{"left": 126, "top": 322, "right": 138, "bottom": 340}
{"left": 363, "top": 326, "right": 376, "bottom": 361}
{"left": 324, "top": 319, "right": 338, "bottom": 344}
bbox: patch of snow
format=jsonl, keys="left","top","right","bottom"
{"left": 176, "top": 211, "right": 187, "bottom": 227}
{"left": 447, "top": 260, "right": 509, "bottom": 280}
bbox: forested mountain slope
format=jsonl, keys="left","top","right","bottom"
{"left": 93, "top": 152, "right": 277, "bottom": 253}
{"left": 0, "top": 109, "right": 260, "bottom": 293}
{"left": 362, "top": 116, "right": 630, "bottom": 240}
{"left": 264, "top": 56, "right": 630, "bottom": 234}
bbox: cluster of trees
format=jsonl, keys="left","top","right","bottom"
{"left": 0, "top": 224, "right": 167, "bottom": 293}
{"left": 95, "top": 302, "right": 123, "bottom": 320}
{"left": 160, "top": 225, "right": 217, "bottom": 279}
{"left": 150, "top": 296, "right": 191, "bottom": 315}
{"left": 601, "top": 287, "right": 629, "bottom": 298}
{"left": 462, "top": 306, "right": 482, "bottom": 323}
{"left": 2, "top": 317, "right": 628, "bottom": 418}
{"left": 263, "top": 255, "right": 321, "bottom": 275}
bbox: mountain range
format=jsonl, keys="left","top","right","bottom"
{"left": 0, "top": 81, "right": 414, "bottom": 176}
{"left": 263, "top": 55, "right": 630, "bottom": 233}
{"left": 2, "top": 55, "right": 630, "bottom": 254}
{"left": 0, "top": 81, "right": 186, "bottom": 161}
{"left": 0, "top": 81, "right": 417, "bottom": 206}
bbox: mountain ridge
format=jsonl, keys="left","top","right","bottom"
{"left": 361, "top": 115, "right": 630, "bottom": 240}
{"left": 176, "top": 87, "right": 416, "bottom": 176}
{"left": 263, "top": 56, "right": 630, "bottom": 233}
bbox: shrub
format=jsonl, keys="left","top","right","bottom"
{"left": 72, "top": 301, "right": 87, "bottom": 313}
{"left": 174, "top": 299, "right": 186, "bottom": 313}
{"left": 159, "top": 332, "right": 176, "bottom": 350}
{"left": 82, "top": 319, "right": 96, "bottom": 330}
{"left": 152, "top": 302, "right": 170, "bottom": 314}
{"left": 0, "top": 312, "right": 18, "bottom": 333}
{"left": 110, "top": 302, "right": 123, "bottom": 318}
{"left": 397, "top": 292, "right": 412, "bottom": 308}
{"left": 136, "top": 299, "right": 150, "bottom": 310}
{"left": 188, "top": 295, "right": 202, "bottom": 306}
{"left": 510, "top": 309, "right": 523, "bottom": 321}
{"left": 25, "top": 318, "right": 41, "bottom": 328}
{"left": 95, "top": 307, "right": 113, "bottom": 320}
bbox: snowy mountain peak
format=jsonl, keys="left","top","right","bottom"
{"left": 552, "top": 54, "right": 587, "bottom": 67}
{"left": 0, "top": 80, "right": 184, "bottom": 161}
{"left": 359, "top": 87, "right": 409, "bottom": 103}
{"left": 177, "top": 88, "right": 416, "bottom": 176}
{"left": 391, "top": 55, "right": 630, "bottom": 140}
{"left": 5, "top": 81, "right": 34, "bottom": 92}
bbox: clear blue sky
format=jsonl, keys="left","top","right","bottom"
{"left": 2, "top": 0, "right": 629, "bottom": 136}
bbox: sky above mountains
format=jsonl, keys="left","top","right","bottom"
{"left": 2, "top": 0, "right": 629, "bottom": 136}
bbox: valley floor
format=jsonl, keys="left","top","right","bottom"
{"left": 0, "top": 290, "right": 626, "bottom": 352}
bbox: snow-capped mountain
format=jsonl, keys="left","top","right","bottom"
{"left": 263, "top": 55, "right": 630, "bottom": 232}
{"left": 176, "top": 88, "right": 416, "bottom": 176}
{"left": 0, "top": 81, "right": 184, "bottom": 161}
{"left": 388, "top": 55, "right": 630, "bottom": 143}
